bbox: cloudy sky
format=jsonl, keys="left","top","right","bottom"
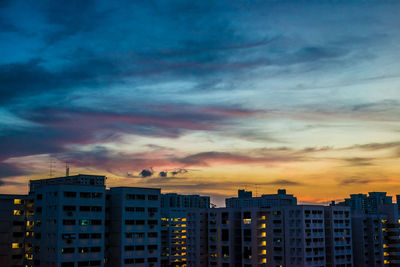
{"left": 1, "top": 0, "right": 400, "bottom": 205}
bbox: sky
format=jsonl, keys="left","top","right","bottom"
{"left": 1, "top": 0, "right": 400, "bottom": 206}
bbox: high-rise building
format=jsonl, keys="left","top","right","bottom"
{"left": 324, "top": 205, "right": 353, "bottom": 267}
{"left": 29, "top": 174, "right": 106, "bottom": 267}
{"left": 340, "top": 192, "right": 400, "bottom": 266}
{"left": 186, "top": 209, "right": 209, "bottom": 267}
{"left": 107, "top": 187, "right": 161, "bottom": 267}
{"left": 0, "top": 194, "right": 34, "bottom": 267}
{"left": 161, "top": 193, "right": 210, "bottom": 267}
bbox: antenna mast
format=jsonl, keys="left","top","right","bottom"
{"left": 66, "top": 162, "right": 70, "bottom": 177}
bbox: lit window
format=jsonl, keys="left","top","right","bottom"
{"left": 243, "top": 219, "right": 252, "bottom": 224}
{"left": 14, "top": 199, "right": 23, "bottom": 205}
{"left": 12, "top": 243, "right": 21, "bottom": 249}
{"left": 79, "top": 219, "right": 90, "bottom": 226}
{"left": 14, "top": 210, "right": 24, "bottom": 216}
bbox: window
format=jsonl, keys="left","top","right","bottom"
{"left": 79, "top": 247, "right": 89, "bottom": 253}
{"left": 79, "top": 219, "right": 90, "bottom": 226}
{"left": 136, "top": 194, "right": 145, "bottom": 200}
{"left": 62, "top": 263, "right": 74, "bottom": 267}
{"left": 91, "top": 220, "right": 102, "bottom": 225}
{"left": 125, "top": 246, "right": 134, "bottom": 251}
{"left": 92, "top": 206, "right": 102, "bottom": 212}
{"left": 12, "top": 243, "right": 22, "bottom": 249}
{"left": 92, "top": 193, "right": 102, "bottom": 198}
{"left": 90, "top": 247, "right": 101, "bottom": 252}
{"left": 91, "top": 233, "right": 101, "bottom": 239}
{"left": 148, "top": 220, "right": 158, "bottom": 225}
{"left": 36, "top": 194, "right": 42, "bottom": 200}
{"left": 13, "top": 210, "right": 24, "bottom": 215}
{"left": 148, "top": 245, "right": 157, "bottom": 250}
{"left": 136, "top": 220, "right": 145, "bottom": 225}
{"left": 80, "top": 206, "right": 90, "bottom": 212}
{"left": 14, "top": 199, "right": 23, "bottom": 205}
{"left": 148, "top": 207, "right": 158, "bottom": 213}
{"left": 80, "top": 192, "right": 91, "bottom": 198}
{"left": 148, "top": 195, "right": 158, "bottom": 200}
{"left": 13, "top": 221, "right": 24, "bottom": 226}
{"left": 13, "top": 232, "right": 24, "bottom": 237}
{"left": 63, "top": 206, "right": 76, "bottom": 211}
{"left": 63, "top": 220, "right": 75, "bottom": 225}
{"left": 64, "top": 192, "right": 76, "bottom": 198}
{"left": 136, "top": 245, "right": 145, "bottom": 251}
{"left": 79, "top": 233, "right": 90, "bottom": 239}
{"left": 62, "top": 247, "right": 75, "bottom": 254}
{"left": 148, "top": 232, "right": 158, "bottom": 238}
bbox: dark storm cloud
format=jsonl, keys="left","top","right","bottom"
{"left": 140, "top": 169, "right": 153, "bottom": 178}
{"left": 0, "top": 105, "right": 259, "bottom": 160}
{"left": 0, "top": 162, "right": 26, "bottom": 178}
{"left": 0, "top": 162, "right": 27, "bottom": 186}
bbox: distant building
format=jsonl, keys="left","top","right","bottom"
{"left": 225, "top": 189, "right": 297, "bottom": 208}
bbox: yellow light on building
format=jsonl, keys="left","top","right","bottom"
{"left": 13, "top": 210, "right": 23, "bottom": 215}
{"left": 261, "top": 249, "right": 267, "bottom": 255}
{"left": 261, "top": 232, "right": 266, "bottom": 238}
{"left": 12, "top": 243, "right": 21, "bottom": 249}
{"left": 261, "top": 223, "right": 266, "bottom": 229}
{"left": 243, "top": 219, "right": 252, "bottom": 224}
{"left": 261, "top": 241, "right": 266, "bottom": 246}
{"left": 262, "top": 258, "right": 267, "bottom": 263}
{"left": 384, "top": 252, "right": 389, "bottom": 256}
{"left": 14, "top": 199, "right": 23, "bottom": 205}
{"left": 25, "top": 254, "right": 33, "bottom": 260}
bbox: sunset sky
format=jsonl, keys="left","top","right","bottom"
{"left": 1, "top": 0, "right": 400, "bottom": 206}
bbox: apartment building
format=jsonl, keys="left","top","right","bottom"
{"left": 340, "top": 192, "right": 400, "bottom": 266}
{"left": 0, "top": 194, "right": 34, "bottom": 267}
{"left": 30, "top": 174, "right": 106, "bottom": 267}
{"left": 187, "top": 204, "right": 353, "bottom": 267}
{"left": 161, "top": 193, "right": 210, "bottom": 267}
{"left": 324, "top": 205, "right": 353, "bottom": 267}
{"left": 186, "top": 209, "right": 208, "bottom": 267}
{"left": 107, "top": 187, "right": 161, "bottom": 267}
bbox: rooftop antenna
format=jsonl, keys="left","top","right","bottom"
{"left": 49, "top": 158, "right": 55, "bottom": 178}
{"left": 66, "top": 162, "right": 70, "bottom": 177}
